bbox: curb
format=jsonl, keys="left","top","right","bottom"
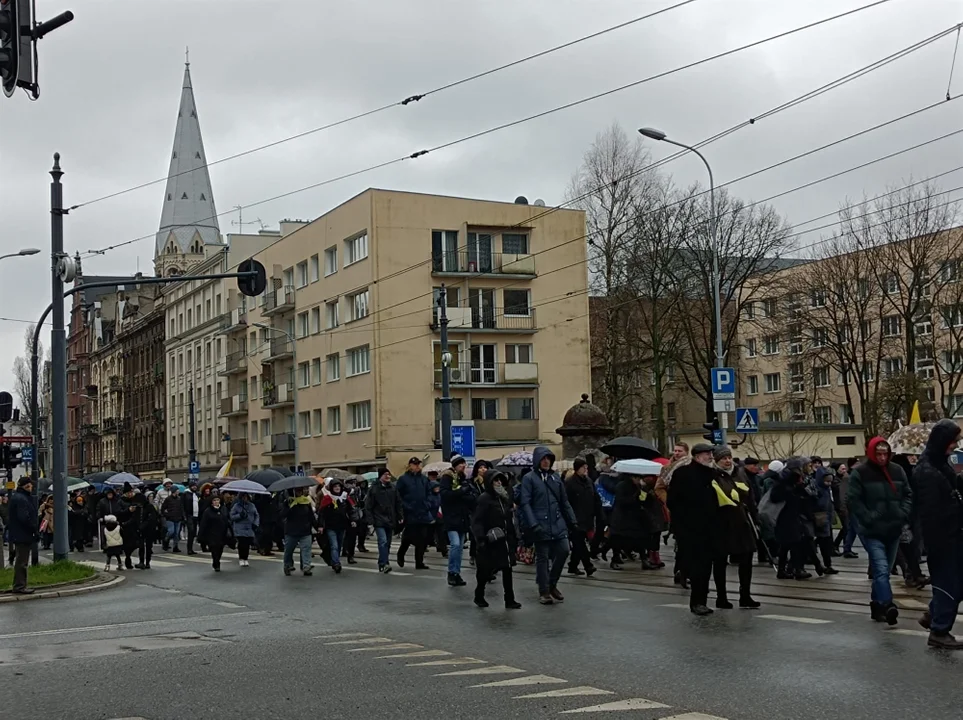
{"left": 0, "top": 572, "right": 125, "bottom": 603}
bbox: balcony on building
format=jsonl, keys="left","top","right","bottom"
{"left": 220, "top": 395, "right": 249, "bottom": 417}
{"left": 433, "top": 361, "right": 539, "bottom": 388}
{"left": 102, "top": 416, "right": 129, "bottom": 434}
{"left": 80, "top": 422, "right": 100, "bottom": 438}
{"left": 431, "top": 305, "right": 536, "bottom": 334}
{"left": 85, "top": 384, "right": 99, "bottom": 398}
{"left": 221, "top": 438, "right": 248, "bottom": 458}
{"left": 219, "top": 350, "right": 248, "bottom": 376}
{"left": 431, "top": 250, "right": 536, "bottom": 279}
{"left": 218, "top": 306, "right": 248, "bottom": 334}
{"left": 262, "top": 285, "right": 296, "bottom": 316}
{"left": 268, "top": 432, "right": 295, "bottom": 455}
{"left": 264, "top": 337, "right": 294, "bottom": 362}
{"left": 263, "top": 383, "right": 294, "bottom": 409}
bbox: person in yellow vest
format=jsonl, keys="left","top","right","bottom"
{"left": 711, "top": 445, "right": 761, "bottom": 609}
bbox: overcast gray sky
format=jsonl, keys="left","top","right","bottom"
{"left": 2, "top": 0, "right": 961, "bottom": 401}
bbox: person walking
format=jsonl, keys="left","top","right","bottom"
{"left": 848, "top": 436, "right": 913, "bottom": 625}
{"left": 565, "top": 458, "right": 600, "bottom": 577}
{"left": 470, "top": 471, "right": 521, "bottom": 609}
{"left": 395, "top": 457, "right": 432, "bottom": 569}
{"left": 440, "top": 455, "right": 477, "bottom": 587}
{"left": 711, "top": 446, "right": 760, "bottom": 609}
{"left": 130, "top": 493, "right": 160, "bottom": 569}
{"left": 913, "top": 419, "right": 963, "bottom": 648}
{"left": 609, "top": 472, "right": 651, "bottom": 571}
{"left": 67, "top": 493, "right": 87, "bottom": 553}
{"left": 281, "top": 487, "right": 318, "bottom": 576}
{"left": 519, "top": 446, "right": 577, "bottom": 605}
{"left": 182, "top": 482, "right": 200, "bottom": 555}
{"left": 809, "top": 463, "right": 839, "bottom": 575}
{"left": 229, "top": 492, "right": 260, "bottom": 567}
{"left": 161, "top": 486, "right": 185, "bottom": 553}
{"left": 319, "top": 479, "right": 356, "bottom": 574}
{"left": 667, "top": 443, "right": 719, "bottom": 616}
{"left": 771, "top": 458, "right": 813, "bottom": 580}
{"left": 198, "top": 495, "right": 231, "bottom": 571}
{"left": 7, "top": 477, "right": 38, "bottom": 594}
{"left": 39, "top": 496, "right": 54, "bottom": 549}
{"left": 365, "top": 468, "right": 402, "bottom": 573}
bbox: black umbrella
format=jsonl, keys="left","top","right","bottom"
{"left": 267, "top": 465, "right": 296, "bottom": 478}
{"left": 599, "top": 436, "right": 661, "bottom": 461}
{"left": 245, "top": 468, "right": 285, "bottom": 488}
{"left": 267, "top": 475, "right": 320, "bottom": 493}
{"left": 83, "top": 470, "right": 116, "bottom": 484}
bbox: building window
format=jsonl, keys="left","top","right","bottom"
{"left": 883, "top": 357, "right": 904, "bottom": 376}
{"left": 789, "top": 362, "right": 804, "bottom": 393}
{"left": 324, "top": 246, "right": 338, "bottom": 276}
{"left": 503, "top": 289, "right": 530, "bottom": 316}
{"left": 312, "top": 409, "right": 323, "bottom": 435}
{"left": 507, "top": 397, "right": 535, "bottom": 420}
{"left": 744, "top": 302, "right": 755, "bottom": 320}
{"left": 881, "top": 315, "right": 902, "bottom": 337}
{"left": 296, "top": 261, "right": 308, "bottom": 288}
{"left": 325, "top": 300, "right": 340, "bottom": 329}
{"left": 346, "top": 290, "right": 369, "bottom": 321}
{"left": 811, "top": 327, "right": 828, "bottom": 348}
{"left": 297, "top": 362, "right": 309, "bottom": 388}
{"left": 327, "top": 406, "right": 341, "bottom": 434}
{"left": 763, "top": 335, "right": 780, "bottom": 356}
{"left": 809, "top": 289, "right": 826, "bottom": 308}
{"left": 311, "top": 358, "right": 322, "bottom": 385}
{"left": 861, "top": 361, "right": 874, "bottom": 382}
{"left": 813, "top": 365, "right": 830, "bottom": 388}
{"left": 747, "top": 375, "right": 759, "bottom": 395}
{"left": 789, "top": 325, "right": 803, "bottom": 355}
{"left": 764, "top": 373, "right": 781, "bottom": 393}
{"left": 941, "top": 259, "right": 962, "bottom": 282}
{"left": 915, "top": 317, "right": 933, "bottom": 337}
{"left": 348, "top": 401, "right": 372, "bottom": 431}
{"left": 839, "top": 404, "right": 853, "bottom": 423}
{"left": 837, "top": 435, "right": 857, "bottom": 445}
{"left": 471, "top": 398, "right": 498, "bottom": 419}
{"left": 813, "top": 406, "right": 832, "bottom": 424}
{"left": 326, "top": 353, "right": 340, "bottom": 382}
{"left": 766, "top": 410, "right": 783, "bottom": 423}
{"left": 298, "top": 411, "right": 310, "bottom": 438}
{"left": 883, "top": 273, "right": 899, "bottom": 295}
{"left": 296, "top": 311, "right": 309, "bottom": 338}
{"left": 745, "top": 338, "right": 757, "bottom": 358}
{"left": 505, "top": 344, "right": 533, "bottom": 363}
{"left": 250, "top": 421, "right": 258, "bottom": 443}
{"left": 283, "top": 267, "right": 294, "bottom": 287}
{"left": 262, "top": 418, "right": 271, "bottom": 440}
{"left": 310, "top": 307, "right": 321, "bottom": 334}
{"left": 502, "top": 233, "right": 529, "bottom": 255}
{"left": 763, "top": 299, "right": 778, "bottom": 318}
{"left": 941, "top": 304, "right": 963, "bottom": 328}
{"left": 344, "top": 232, "right": 369, "bottom": 266}
{"left": 346, "top": 345, "right": 370, "bottom": 376}
{"left": 790, "top": 400, "right": 806, "bottom": 421}
{"left": 310, "top": 254, "right": 320, "bottom": 283}
{"left": 666, "top": 402, "right": 677, "bottom": 423}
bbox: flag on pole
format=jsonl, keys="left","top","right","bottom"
{"left": 215, "top": 454, "right": 233, "bottom": 479}
{"left": 909, "top": 401, "right": 921, "bottom": 425}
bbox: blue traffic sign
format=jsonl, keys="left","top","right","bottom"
{"left": 711, "top": 367, "right": 736, "bottom": 399}
{"left": 21, "top": 446, "right": 34, "bottom": 464}
{"left": 735, "top": 407, "right": 759, "bottom": 434}
{"left": 189, "top": 460, "right": 200, "bottom": 474}
{"left": 295, "top": 467, "right": 305, "bottom": 477}
{"left": 450, "top": 423, "right": 476, "bottom": 459}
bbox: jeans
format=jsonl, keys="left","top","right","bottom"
{"left": 447, "top": 531, "right": 466, "bottom": 574}
{"left": 375, "top": 527, "right": 392, "bottom": 567}
{"left": 927, "top": 540, "right": 963, "bottom": 634}
{"left": 165, "top": 521, "right": 181, "bottom": 548}
{"left": 836, "top": 514, "right": 860, "bottom": 553}
{"left": 861, "top": 535, "right": 900, "bottom": 606}
{"left": 283, "top": 534, "right": 313, "bottom": 570}
{"left": 327, "top": 529, "right": 345, "bottom": 566}
{"left": 534, "top": 538, "right": 569, "bottom": 593}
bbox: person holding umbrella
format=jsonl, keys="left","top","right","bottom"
{"left": 281, "top": 486, "right": 319, "bottom": 576}
{"left": 229, "top": 492, "right": 260, "bottom": 567}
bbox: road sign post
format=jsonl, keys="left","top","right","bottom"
{"left": 188, "top": 459, "right": 200, "bottom": 482}
{"left": 734, "top": 407, "right": 759, "bottom": 434}
{"left": 710, "top": 367, "right": 736, "bottom": 445}
{"left": 450, "top": 421, "right": 476, "bottom": 463}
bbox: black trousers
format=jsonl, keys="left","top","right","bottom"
{"left": 778, "top": 541, "right": 804, "bottom": 572}
{"left": 12, "top": 542, "right": 30, "bottom": 591}
{"left": 591, "top": 510, "right": 611, "bottom": 556}
{"left": 210, "top": 543, "right": 224, "bottom": 569}
{"left": 237, "top": 537, "right": 252, "bottom": 561}
{"left": 713, "top": 552, "right": 753, "bottom": 602}
{"left": 815, "top": 536, "right": 835, "bottom": 568}
{"left": 568, "top": 529, "right": 593, "bottom": 571}
{"left": 398, "top": 524, "right": 429, "bottom": 565}
{"left": 688, "top": 552, "right": 714, "bottom": 608}
{"left": 138, "top": 541, "right": 153, "bottom": 567}
{"left": 184, "top": 517, "right": 196, "bottom": 552}
{"left": 475, "top": 563, "right": 515, "bottom": 603}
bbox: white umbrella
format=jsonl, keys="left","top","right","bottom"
{"left": 105, "top": 472, "right": 144, "bottom": 487}
{"left": 66, "top": 480, "right": 90, "bottom": 493}
{"left": 220, "top": 479, "right": 271, "bottom": 496}
{"left": 611, "top": 459, "right": 664, "bottom": 476}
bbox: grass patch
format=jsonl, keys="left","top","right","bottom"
{"left": 0, "top": 559, "right": 96, "bottom": 592}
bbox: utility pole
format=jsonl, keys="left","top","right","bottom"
{"left": 438, "top": 284, "right": 452, "bottom": 460}
{"left": 188, "top": 383, "right": 196, "bottom": 479}
{"left": 50, "top": 153, "right": 68, "bottom": 561}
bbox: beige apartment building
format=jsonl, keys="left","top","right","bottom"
{"left": 220, "top": 189, "right": 590, "bottom": 474}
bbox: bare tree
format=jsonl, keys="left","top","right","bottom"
{"left": 12, "top": 325, "right": 46, "bottom": 427}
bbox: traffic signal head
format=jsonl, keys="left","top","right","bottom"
{"left": 237, "top": 259, "right": 267, "bottom": 297}
{"left": 0, "top": 0, "right": 20, "bottom": 98}
{"left": 0, "top": 391, "right": 12, "bottom": 423}
{"left": 7, "top": 446, "right": 22, "bottom": 467}
{"left": 702, "top": 417, "right": 720, "bottom": 444}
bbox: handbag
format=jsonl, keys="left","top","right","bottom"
{"left": 757, "top": 489, "right": 785, "bottom": 530}
{"left": 486, "top": 527, "right": 506, "bottom": 544}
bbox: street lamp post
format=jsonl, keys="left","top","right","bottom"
{"left": 0, "top": 248, "right": 41, "bottom": 261}
{"left": 639, "top": 127, "right": 727, "bottom": 444}
{"left": 254, "top": 322, "right": 300, "bottom": 471}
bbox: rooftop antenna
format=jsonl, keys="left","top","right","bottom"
{"left": 232, "top": 205, "right": 264, "bottom": 233}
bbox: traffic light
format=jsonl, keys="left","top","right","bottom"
{"left": 237, "top": 259, "right": 267, "bottom": 297}
{"left": 0, "top": 391, "right": 12, "bottom": 423}
{"left": 0, "top": 0, "right": 20, "bottom": 98}
{"left": 7, "top": 446, "right": 22, "bottom": 467}
{"left": 0, "top": 1, "right": 73, "bottom": 101}
{"left": 702, "top": 417, "right": 720, "bottom": 444}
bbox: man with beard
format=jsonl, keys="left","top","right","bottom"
{"left": 667, "top": 442, "right": 719, "bottom": 616}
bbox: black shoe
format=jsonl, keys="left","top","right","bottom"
{"left": 740, "top": 597, "right": 761, "bottom": 609}
{"left": 396, "top": 553, "right": 405, "bottom": 568}
{"left": 379, "top": 565, "right": 393, "bottom": 574}
{"left": 794, "top": 570, "right": 813, "bottom": 580}
{"left": 171, "top": 547, "right": 181, "bottom": 554}
{"left": 187, "top": 550, "right": 197, "bottom": 556}
{"left": 474, "top": 596, "right": 490, "bottom": 608}
{"left": 447, "top": 572, "right": 460, "bottom": 587}
{"left": 843, "top": 551, "right": 859, "bottom": 559}
{"left": 441, "top": 551, "right": 449, "bottom": 558}
{"left": 334, "top": 564, "right": 343, "bottom": 574}
{"left": 124, "top": 560, "right": 134, "bottom": 570}
{"left": 929, "top": 631, "right": 963, "bottom": 649}
{"left": 831, "top": 549, "right": 843, "bottom": 557}
{"left": 870, "top": 601, "right": 885, "bottom": 622}
{"left": 884, "top": 603, "right": 899, "bottom": 626}
{"left": 920, "top": 610, "right": 932, "bottom": 630}
{"left": 283, "top": 566, "right": 293, "bottom": 576}
{"left": 690, "top": 604, "right": 713, "bottom": 616}
{"left": 567, "top": 567, "right": 584, "bottom": 577}
{"left": 416, "top": 563, "right": 430, "bottom": 570}
{"left": 134, "top": 563, "right": 146, "bottom": 570}
{"left": 610, "top": 560, "right": 622, "bottom": 571}
{"left": 357, "top": 546, "right": 370, "bottom": 553}
{"left": 213, "top": 566, "right": 220, "bottom": 572}
{"left": 454, "top": 573, "right": 467, "bottom": 586}
{"left": 505, "top": 600, "right": 522, "bottom": 610}
{"left": 144, "top": 563, "right": 151, "bottom": 570}
{"left": 585, "top": 565, "right": 597, "bottom": 577}
{"left": 716, "top": 599, "right": 734, "bottom": 609}
{"left": 347, "top": 556, "right": 357, "bottom": 565}
{"left": 823, "top": 566, "right": 840, "bottom": 575}
{"left": 777, "top": 571, "right": 794, "bottom": 579}
{"left": 469, "top": 557, "right": 475, "bottom": 567}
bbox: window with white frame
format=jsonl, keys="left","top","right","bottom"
{"left": 503, "top": 289, "right": 531, "bottom": 316}
{"left": 344, "top": 232, "right": 369, "bottom": 266}
{"left": 790, "top": 400, "right": 806, "bottom": 421}
{"left": 883, "top": 273, "right": 899, "bottom": 295}
{"left": 310, "top": 306, "right": 321, "bottom": 334}
{"left": 347, "top": 289, "right": 369, "bottom": 321}
{"left": 942, "top": 349, "right": 963, "bottom": 371}
{"left": 262, "top": 418, "right": 272, "bottom": 439}
{"left": 883, "top": 357, "right": 904, "bottom": 376}
{"left": 346, "top": 345, "right": 370, "bottom": 376}
{"left": 327, "top": 406, "right": 341, "bottom": 434}
{"left": 471, "top": 398, "right": 498, "bottom": 419}
{"left": 766, "top": 410, "right": 783, "bottom": 423}
{"left": 745, "top": 338, "right": 757, "bottom": 358}
{"left": 861, "top": 361, "right": 874, "bottom": 382}
{"left": 763, "top": 335, "right": 780, "bottom": 355}
{"left": 502, "top": 232, "right": 529, "bottom": 255}
{"left": 813, "top": 406, "right": 832, "bottom": 424}
{"left": 312, "top": 409, "right": 323, "bottom": 435}
{"left": 789, "top": 362, "right": 804, "bottom": 393}
{"left": 250, "top": 420, "right": 258, "bottom": 443}
{"left": 860, "top": 319, "right": 873, "bottom": 340}
{"left": 507, "top": 397, "right": 535, "bottom": 420}
{"left": 297, "top": 362, "right": 309, "bottom": 388}
{"left": 296, "top": 311, "right": 309, "bottom": 338}
{"left": 324, "top": 246, "right": 338, "bottom": 276}
{"left": 814, "top": 365, "right": 830, "bottom": 388}
{"left": 789, "top": 325, "right": 803, "bottom": 355}
{"left": 744, "top": 302, "right": 755, "bottom": 320}
{"left": 787, "top": 295, "right": 802, "bottom": 319}
{"left": 296, "top": 261, "right": 308, "bottom": 288}
{"left": 326, "top": 353, "right": 340, "bottom": 382}
{"left": 811, "top": 327, "right": 828, "bottom": 348}
{"left": 941, "top": 304, "right": 963, "bottom": 328}
{"left": 310, "top": 254, "right": 320, "bottom": 283}
{"left": 283, "top": 268, "right": 294, "bottom": 288}
{"left": 299, "top": 411, "right": 311, "bottom": 438}
{"left": 747, "top": 375, "right": 759, "bottom": 395}
{"left": 765, "top": 373, "right": 781, "bottom": 393}
{"left": 810, "top": 289, "right": 826, "bottom": 308}
{"left": 941, "top": 259, "right": 963, "bottom": 283}
{"left": 348, "top": 400, "right": 372, "bottom": 431}
{"left": 325, "top": 300, "right": 340, "bottom": 329}
{"left": 763, "top": 299, "right": 778, "bottom": 318}
{"left": 505, "top": 344, "right": 533, "bottom": 363}
{"left": 839, "top": 404, "right": 853, "bottom": 423}
{"left": 836, "top": 326, "right": 852, "bottom": 345}
{"left": 311, "top": 358, "right": 322, "bottom": 385}
{"left": 881, "top": 315, "right": 902, "bottom": 337}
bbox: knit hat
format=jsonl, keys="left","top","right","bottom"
{"left": 450, "top": 455, "right": 467, "bottom": 469}
{"left": 17, "top": 476, "right": 32, "bottom": 487}
{"left": 122, "top": 482, "right": 133, "bottom": 494}
{"left": 691, "top": 442, "right": 714, "bottom": 456}
{"left": 768, "top": 460, "right": 785, "bottom": 474}
{"left": 712, "top": 445, "right": 733, "bottom": 461}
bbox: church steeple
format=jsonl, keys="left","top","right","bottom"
{"left": 154, "top": 53, "right": 221, "bottom": 276}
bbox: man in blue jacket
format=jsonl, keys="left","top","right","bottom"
{"left": 8, "top": 477, "right": 39, "bottom": 594}
{"left": 520, "top": 446, "right": 577, "bottom": 605}
{"left": 396, "top": 456, "right": 432, "bottom": 569}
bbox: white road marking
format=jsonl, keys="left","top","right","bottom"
{"left": 344, "top": 566, "right": 412, "bottom": 576}
{"left": 376, "top": 649, "right": 452, "bottom": 659}
{"left": 215, "top": 601, "right": 244, "bottom": 609}
{"left": 0, "top": 612, "right": 266, "bottom": 640}
{"left": 408, "top": 658, "right": 487, "bottom": 667}
{"left": 515, "top": 687, "right": 614, "bottom": 699}
{"left": 659, "top": 714, "right": 729, "bottom": 720}
{"left": 596, "top": 597, "right": 630, "bottom": 602}
{"left": 471, "top": 674, "right": 566, "bottom": 688}
{"left": 891, "top": 629, "right": 929, "bottom": 637}
{"left": 658, "top": 603, "right": 691, "bottom": 609}
{"left": 162, "top": 588, "right": 182, "bottom": 594}
{"left": 435, "top": 665, "right": 525, "bottom": 677}
{"left": 561, "top": 698, "right": 670, "bottom": 713}
{"left": 312, "top": 632, "right": 371, "bottom": 639}
{"left": 757, "top": 614, "right": 832, "bottom": 625}
{"left": 324, "top": 637, "right": 394, "bottom": 645}
{"left": 78, "top": 559, "right": 181, "bottom": 569}
{"left": 348, "top": 643, "right": 423, "bottom": 652}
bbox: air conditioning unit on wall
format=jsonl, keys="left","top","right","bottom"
{"left": 449, "top": 368, "right": 464, "bottom": 382}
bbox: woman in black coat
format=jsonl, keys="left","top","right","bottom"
{"left": 197, "top": 495, "right": 231, "bottom": 571}
{"left": 712, "top": 446, "right": 760, "bottom": 609}
{"left": 609, "top": 474, "right": 652, "bottom": 571}
{"left": 470, "top": 472, "right": 521, "bottom": 610}
{"left": 770, "top": 458, "right": 813, "bottom": 580}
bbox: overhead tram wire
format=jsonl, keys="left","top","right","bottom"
{"left": 83, "top": 0, "right": 900, "bottom": 258}
{"left": 69, "top": 0, "right": 703, "bottom": 212}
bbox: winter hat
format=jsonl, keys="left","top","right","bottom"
{"left": 691, "top": 442, "right": 714, "bottom": 456}
{"left": 122, "top": 482, "right": 133, "bottom": 494}
{"left": 744, "top": 457, "right": 760, "bottom": 466}
{"left": 104, "top": 514, "right": 117, "bottom": 523}
{"left": 712, "top": 445, "right": 733, "bottom": 461}
{"left": 450, "top": 455, "right": 467, "bottom": 469}
{"left": 768, "top": 460, "right": 785, "bottom": 474}
{"left": 17, "top": 476, "right": 32, "bottom": 487}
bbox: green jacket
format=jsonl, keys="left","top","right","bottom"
{"left": 846, "top": 460, "right": 912, "bottom": 541}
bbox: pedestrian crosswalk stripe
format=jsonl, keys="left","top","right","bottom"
{"left": 344, "top": 566, "right": 412, "bottom": 576}
{"left": 891, "top": 629, "right": 929, "bottom": 637}
{"left": 376, "top": 649, "right": 452, "bottom": 659}
{"left": 560, "top": 698, "right": 670, "bottom": 713}
{"left": 515, "top": 687, "right": 614, "bottom": 699}
{"left": 324, "top": 637, "right": 393, "bottom": 645}
{"left": 596, "top": 596, "right": 630, "bottom": 602}
{"left": 471, "top": 674, "right": 566, "bottom": 688}
{"left": 348, "top": 643, "right": 423, "bottom": 652}
{"left": 658, "top": 603, "right": 691, "bottom": 609}
{"left": 408, "top": 658, "right": 487, "bottom": 667}
{"left": 215, "top": 601, "right": 244, "bottom": 609}
{"left": 435, "top": 665, "right": 525, "bottom": 677}
{"left": 78, "top": 559, "right": 181, "bottom": 569}
{"left": 313, "top": 632, "right": 371, "bottom": 639}
{"left": 659, "top": 713, "right": 729, "bottom": 720}
{"left": 757, "top": 614, "right": 832, "bottom": 625}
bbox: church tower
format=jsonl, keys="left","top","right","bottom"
{"left": 154, "top": 54, "right": 222, "bottom": 277}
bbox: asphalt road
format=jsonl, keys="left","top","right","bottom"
{"left": 1, "top": 546, "right": 962, "bottom": 720}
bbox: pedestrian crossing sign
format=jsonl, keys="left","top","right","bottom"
{"left": 735, "top": 407, "right": 759, "bottom": 434}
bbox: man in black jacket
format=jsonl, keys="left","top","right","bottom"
{"left": 440, "top": 455, "right": 475, "bottom": 587}
{"left": 565, "top": 458, "right": 599, "bottom": 577}
{"left": 914, "top": 419, "right": 963, "bottom": 649}
{"left": 281, "top": 487, "right": 318, "bottom": 576}
{"left": 7, "top": 477, "right": 38, "bottom": 594}
{"left": 395, "top": 457, "right": 432, "bottom": 569}
{"left": 365, "top": 468, "right": 403, "bottom": 573}
{"left": 161, "top": 487, "right": 185, "bottom": 553}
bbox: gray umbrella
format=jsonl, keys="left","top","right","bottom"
{"left": 267, "top": 475, "right": 320, "bottom": 493}
{"left": 319, "top": 468, "right": 352, "bottom": 480}
{"left": 245, "top": 468, "right": 286, "bottom": 488}
{"left": 267, "top": 466, "right": 296, "bottom": 478}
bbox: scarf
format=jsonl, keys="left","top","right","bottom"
{"left": 289, "top": 495, "right": 312, "bottom": 507}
